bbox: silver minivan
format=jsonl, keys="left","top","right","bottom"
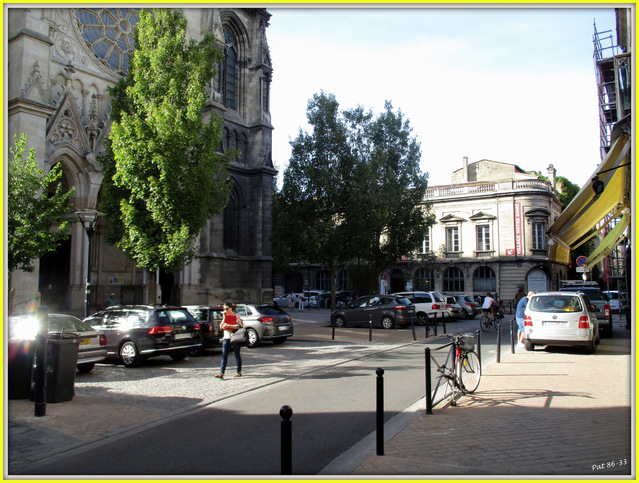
{"left": 524, "top": 292, "right": 599, "bottom": 353}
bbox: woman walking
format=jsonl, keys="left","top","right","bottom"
{"left": 215, "top": 302, "right": 243, "bottom": 379}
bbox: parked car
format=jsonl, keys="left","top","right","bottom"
{"left": 335, "top": 290, "right": 358, "bottom": 308}
{"left": 524, "top": 292, "right": 599, "bottom": 353}
{"left": 84, "top": 305, "right": 201, "bottom": 368}
{"left": 603, "top": 290, "right": 626, "bottom": 313}
{"left": 8, "top": 313, "right": 107, "bottom": 373}
{"left": 559, "top": 281, "right": 612, "bottom": 338}
{"left": 273, "top": 293, "right": 307, "bottom": 309}
{"left": 183, "top": 305, "right": 224, "bottom": 355}
{"left": 312, "top": 291, "right": 332, "bottom": 309}
{"left": 235, "top": 303, "right": 294, "bottom": 347}
{"left": 446, "top": 294, "right": 481, "bottom": 319}
{"left": 331, "top": 295, "right": 415, "bottom": 329}
{"left": 443, "top": 295, "right": 466, "bottom": 320}
{"left": 391, "top": 291, "right": 447, "bottom": 325}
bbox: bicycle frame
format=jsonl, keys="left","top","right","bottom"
{"left": 430, "top": 335, "right": 481, "bottom": 408}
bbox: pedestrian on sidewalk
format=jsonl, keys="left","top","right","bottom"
{"left": 516, "top": 291, "right": 534, "bottom": 347}
{"left": 299, "top": 293, "right": 306, "bottom": 312}
{"left": 513, "top": 287, "right": 525, "bottom": 307}
{"left": 288, "top": 292, "right": 295, "bottom": 311}
{"left": 216, "top": 302, "right": 243, "bottom": 379}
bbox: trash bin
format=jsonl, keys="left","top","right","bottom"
{"left": 8, "top": 339, "right": 36, "bottom": 399}
{"left": 44, "top": 333, "right": 80, "bottom": 403}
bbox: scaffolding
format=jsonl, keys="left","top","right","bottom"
{"left": 593, "top": 21, "right": 621, "bottom": 159}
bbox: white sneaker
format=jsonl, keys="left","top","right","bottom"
{"left": 517, "top": 342, "right": 525, "bottom": 348}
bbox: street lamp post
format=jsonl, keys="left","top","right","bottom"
{"left": 76, "top": 209, "right": 103, "bottom": 319}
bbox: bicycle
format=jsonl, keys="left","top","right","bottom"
{"left": 433, "top": 333, "right": 482, "bottom": 406}
{"left": 479, "top": 306, "right": 504, "bottom": 332}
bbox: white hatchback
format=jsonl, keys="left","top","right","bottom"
{"left": 524, "top": 292, "right": 599, "bottom": 353}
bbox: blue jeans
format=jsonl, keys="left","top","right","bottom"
{"left": 220, "top": 339, "right": 242, "bottom": 374}
{"left": 516, "top": 317, "right": 525, "bottom": 333}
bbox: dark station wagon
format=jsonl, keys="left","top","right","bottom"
{"left": 84, "top": 305, "right": 202, "bottom": 368}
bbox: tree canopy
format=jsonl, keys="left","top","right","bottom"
{"left": 8, "top": 134, "right": 74, "bottom": 275}
{"left": 274, "top": 92, "right": 433, "bottom": 303}
{"left": 100, "top": 8, "right": 235, "bottom": 273}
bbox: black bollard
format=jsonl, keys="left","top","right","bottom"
{"left": 432, "top": 313, "right": 438, "bottom": 336}
{"left": 369, "top": 314, "right": 373, "bottom": 342}
{"left": 424, "top": 313, "right": 430, "bottom": 339}
{"left": 510, "top": 318, "right": 516, "bottom": 354}
{"left": 34, "top": 306, "right": 48, "bottom": 417}
{"left": 496, "top": 322, "right": 502, "bottom": 363}
{"left": 376, "top": 368, "right": 384, "bottom": 455}
{"left": 331, "top": 317, "right": 336, "bottom": 341}
{"left": 425, "top": 348, "right": 433, "bottom": 414}
{"left": 410, "top": 314, "right": 416, "bottom": 341}
{"left": 441, "top": 312, "right": 447, "bottom": 334}
{"left": 280, "top": 405, "right": 293, "bottom": 475}
{"left": 476, "top": 329, "right": 482, "bottom": 367}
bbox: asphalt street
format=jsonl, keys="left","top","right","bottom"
{"left": 11, "top": 311, "right": 506, "bottom": 476}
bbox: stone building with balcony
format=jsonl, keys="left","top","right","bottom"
{"left": 8, "top": 7, "right": 275, "bottom": 315}
{"left": 381, "top": 157, "right": 568, "bottom": 305}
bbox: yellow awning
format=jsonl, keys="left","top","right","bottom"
{"left": 547, "top": 133, "right": 631, "bottom": 262}
{"left": 584, "top": 214, "right": 630, "bottom": 269}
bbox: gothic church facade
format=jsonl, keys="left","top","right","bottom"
{"left": 8, "top": 7, "right": 275, "bottom": 315}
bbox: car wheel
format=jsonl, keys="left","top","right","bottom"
{"left": 465, "top": 310, "right": 473, "bottom": 320}
{"left": 119, "top": 341, "right": 142, "bottom": 368}
{"left": 585, "top": 337, "right": 596, "bottom": 354}
{"left": 77, "top": 362, "right": 95, "bottom": 374}
{"left": 381, "top": 316, "right": 394, "bottom": 329}
{"left": 188, "top": 344, "right": 205, "bottom": 357}
{"left": 334, "top": 316, "right": 346, "bottom": 328}
{"left": 247, "top": 328, "right": 260, "bottom": 348}
{"left": 416, "top": 313, "right": 427, "bottom": 326}
{"left": 524, "top": 340, "right": 534, "bottom": 351}
{"left": 272, "top": 337, "right": 287, "bottom": 345}
{"left": 170, "top": 352, "right": 188, "bottom": 361}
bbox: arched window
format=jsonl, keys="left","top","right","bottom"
{"left": 223, "top": 187, "right": 240, "bottom": 253}
{"left": 221, "top": 26, "right": 237, "bottom": 110}
{"left": 337, "top": 270, "right": 349, "bottom": 291}
{"left": 443, "top": 267, "right": 465, "bottom": 292}
{"left": 473, "top": 266, "right": 496, "bottom": 292}
{"left": 413, "top": 267, "right": 434, "bottom": 291}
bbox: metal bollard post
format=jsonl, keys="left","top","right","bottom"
{"left": 376, "top": 368, "right": 384, "bottom": 455}
{"left": 369, "top": 314, "right": 373, "bottom": 342}
{"left": 425, "top": 348, "right": 433, "bottom": 414}
{"left": 496, "top": 322, "right": 502, "bottom": 363}
{"left": 425, "top": 313, "right": 430, "bottom": 339}
{"left": 441, "top": 312, "right": 447, "bottom": 334}
{"left": 510, "top": 318, "right": 516, "bottom": 354}
{"left": 331, "top": 318, "right": 335, "bottom": 341}
{"left": 34, "top": 306, "right": 48, "bottom": 417}
{"left": 280, "top": 405, "right": 293, "bottom": 475}
{"left": 433, "top": 313, "right": 438, "bottom": 336}
{"left": 410, "top": 314, "right": 416, "bottom": 341}
{"left": 476, "top": 329, "right": 482, "bottom": 367}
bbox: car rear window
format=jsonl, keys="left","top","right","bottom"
{"left": 433, "top": 293, "right": 445, "bottom": 302}
{"left": 395, "top": 297, "right": 412, "bottom": 305}
{"left": 413, "top": 295, "right": 432, "bottom": 303}
{"left": 48, "top": 316, "right": 93, "bottom": 333}
{"left": 158, "top": 309, "right": 195, "bottom": 324}
{"left": 255, "top": 305, "right": 288, "bottom": 316}
{"left": 529, "top": 295, "right": 583, "bottom": 312}
{"left": 560, "top": 287, "right": 604, "bottom": 301}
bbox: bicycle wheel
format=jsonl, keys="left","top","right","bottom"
{"left": 479, "top": 315, "right": 491, "bottom": 332}
{"left": 459, "top": 351, "right": 481, "bottom": 393}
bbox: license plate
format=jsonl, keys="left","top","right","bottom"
{"left": 174, "top": 332, "right": 192, "bottom": 340}
{"left": 543, "top": 321, "right": 566, "bottom": 326}
{"left": 278, "top": 326, "right": 290, "bottom": 332}
{"left": 80, "top": 338, "right": 91, "bottom": 345}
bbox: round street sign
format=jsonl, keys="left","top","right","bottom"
{"left": 576, "top": 256, "right": 587, "bottom": 267}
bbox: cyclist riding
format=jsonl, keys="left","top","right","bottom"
{"left": 481, "top": 292, "right": 500, "bottom": 321}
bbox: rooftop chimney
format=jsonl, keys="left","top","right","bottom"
{"left": 463, "top": 156, "right": 468, "bottom": 183}
{"left": 547, "top": 164, "right": 556, "bottom": 190}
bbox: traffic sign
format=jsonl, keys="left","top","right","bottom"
{"left": 576, "top": 267, "right": 591, "bottom": 273}
{"left": 576, "top": 256, "right": 587, "bottom": 267}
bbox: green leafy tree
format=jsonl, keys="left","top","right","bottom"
{"left": 276, "top": 93, "right": 433, "bottom": 307}
{"left": 8, "top": 134, "right": 74, "bottom": 275}
{"left": 100, "top": 8, "right": 235, "bottom": 274}
{"left": 556, "top": 176, "right": 580, "bottom": 207}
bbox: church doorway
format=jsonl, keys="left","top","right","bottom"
{"left": 160, "top": 269, "right": 176, "bottom": 305}
{"left": 39, "top": 238, "right": 71, "bottom": 311}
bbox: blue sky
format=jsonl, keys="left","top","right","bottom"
{"left": 267, "top": 7, "right": 618, "bottom": 188}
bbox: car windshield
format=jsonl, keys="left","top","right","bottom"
{"left": 529, "top": 295, "right": 583, "bottom": 313}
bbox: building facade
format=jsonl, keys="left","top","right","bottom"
{"left": 8, "top": 7, "right": 275, "bottom": 315}
{"left": 381, "top": 158, "right": 568, "bottom": 306}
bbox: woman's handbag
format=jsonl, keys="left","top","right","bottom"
{"left": 230, "top": 327, "right": 248, "bottom": 345}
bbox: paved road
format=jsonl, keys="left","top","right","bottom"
{"left": 12, "top": 311, "right": 510, "bottom": 475}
